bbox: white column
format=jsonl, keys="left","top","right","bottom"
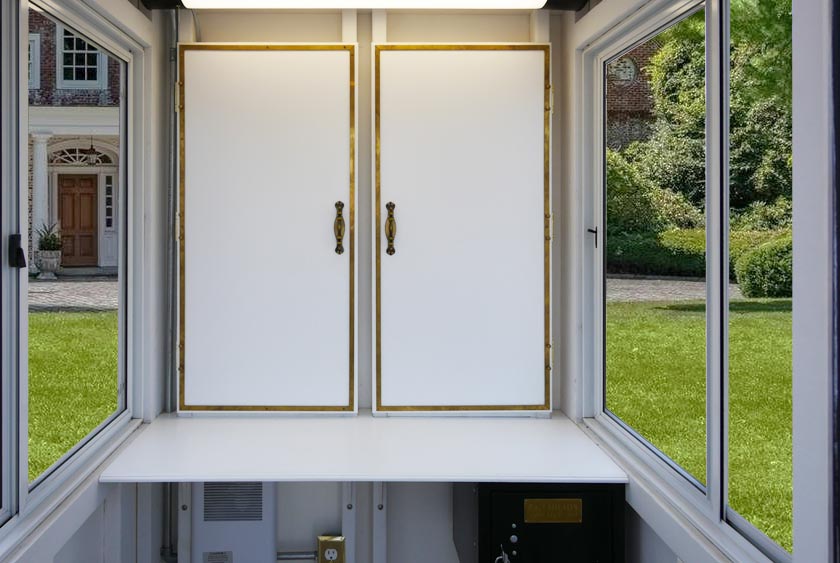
{"left": 30, "top": 133, "right": 51, "bottom": 240}
{"left": 530, "top": 10, "right": 549, "bottom": 42}
{"left": 372, "top": 10, "right": 387, "bottom": 43}
{"left": 342, "top": 10, "right": 357, "bottom": 43}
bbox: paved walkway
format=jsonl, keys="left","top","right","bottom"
{"left": 29, "top": 279, "right": 118, "bottom": 312}
{"left": 607, "top": 277, "right": 743, "bottom": 302}
{"left": 25, "top": 277, "right": 740, "bottom": 311}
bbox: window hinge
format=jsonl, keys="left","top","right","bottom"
{"left": 549, "top": 83, "right": 554, "bottom": 115}
{"left": 550, "top": 338, "right": 555, "bottom": 370}
{"left": 551, "top": 213, "right": 556, "bottom": 240}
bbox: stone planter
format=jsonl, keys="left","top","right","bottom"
{"left": 36, "top": 250, "right": 61, "bottom": 280}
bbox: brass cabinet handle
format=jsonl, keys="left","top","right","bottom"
{"left": 334, "top": 201, "right": 346, "bottom": 255}
{"left": 385, "top": 202, "right": 397, "bottom": 255}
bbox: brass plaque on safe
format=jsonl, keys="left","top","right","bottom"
{"left": 523, "top": 498, "right": 583, "bottom": 523}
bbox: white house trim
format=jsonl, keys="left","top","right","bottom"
{"left": 29, "top": 106, "right": 119, "bottom": 136}
{"left": 27, "top": 34, "right": 40, "bottom": 90}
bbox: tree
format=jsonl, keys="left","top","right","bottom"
{"left": 624, "top": 1, "right": 792, "bottom": 210}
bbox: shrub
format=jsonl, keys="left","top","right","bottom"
{"left": 606, "top": 228, "right": 782, "bottom": 278}
{"left": 606, "top": 150, "right": 703, "bottom": 236}
{"left": 36, "top": 223, "right": 61, "bottom": 251}
{"left": 731, "top": 197, "right": 792, "bottom": 231}
{"left": 735, "top": 234, "right": 792, "bottom": 297}
{"left": 607, "top": 230, "right": 704, "bottom": 277}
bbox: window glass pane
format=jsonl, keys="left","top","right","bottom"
{"left": 727, "top": 0, "right": 793, "bottom": 552}
{"left": 604, "top": 9, "right": 707, "bottom": 485}
{"left": 27, "top": 5, "right": 125, "bottom": 485}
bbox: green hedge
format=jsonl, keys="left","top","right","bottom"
{"left": 734, "top": 234, "right": 792, "bottom": 297}
{"left": 606, "top": 229, "right": 782, "bottom": 278}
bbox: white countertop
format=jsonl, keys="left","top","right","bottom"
{"left": 100, "top": 412, "right": 627, "bottom": 483}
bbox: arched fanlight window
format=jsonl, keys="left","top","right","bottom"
{"left": 49, "top": 147, "right": 113, "bottom": 166}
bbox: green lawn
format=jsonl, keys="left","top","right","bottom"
{"left": 606, "top": 299, "right": 792, "bottom": 553}
{"left": 28, "top": 311, "right": 118, "bottom": 482}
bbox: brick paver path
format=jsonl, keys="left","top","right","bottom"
{"left": 25, "top": 277, "right": 742, "bottom": 311}
{"left": 29, "top": 279, "right": 118, "bottom": 311}
{"left": 607, "top": 277, "right": 743, "bottom": 302}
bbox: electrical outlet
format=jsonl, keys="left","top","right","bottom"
{"left": 317, "top": 536, "right": 346, "bottom": 563}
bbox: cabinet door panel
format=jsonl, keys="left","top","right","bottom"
{"left": 375, "top": 46, "right": 550, "bottom": 412}
{"left": 181, "top": 46, "right": 355, "bottom": 411}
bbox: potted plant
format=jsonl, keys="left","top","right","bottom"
{"left": 35, "top": 223, "right": 62, "bottom": 280}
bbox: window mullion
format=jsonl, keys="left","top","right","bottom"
{"left": 705, "top": 0, "right": 728, "bottom": 523}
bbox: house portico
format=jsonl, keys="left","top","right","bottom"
{"left": 28, "top": 100, "right": 120, "bottom": 270}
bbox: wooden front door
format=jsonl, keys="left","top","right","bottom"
{"left": 58, "top": 174, "right": 98, "bottom": 267}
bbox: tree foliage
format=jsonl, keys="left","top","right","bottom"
{"left": 606, "top": 149, "right": 703, "bottom": 237}
{"left": 625, "top": 1, "right": 792, "bottom": 210}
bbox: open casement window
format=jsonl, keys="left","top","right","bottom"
{"left": 23, "top": 0, "right": 130, "bottom": 499}
{"left": 596, "top": 0, "right": 792, "bottom": 559}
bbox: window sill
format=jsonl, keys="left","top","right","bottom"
{"left": 0, "top": 416, "right": 141, "bottom": 560}
{"left": 581, "top": 415, "right": 779, "bottom": 563}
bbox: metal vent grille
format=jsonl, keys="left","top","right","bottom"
{"left": 203, "top": 482, "right": 263, "bottom": 522}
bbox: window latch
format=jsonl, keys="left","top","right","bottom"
{"left": 9, "top": 234, "right": 26, "bottom": 269}
{"left": 587, "top": 227, "right": 598, "bottom": 248}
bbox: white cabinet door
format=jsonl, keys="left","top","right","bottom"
{"left": 374, "top": 45, "right": 551, "bottom": 413}
{"left": 180, "top": 45, "right": 356, "bottom": 412}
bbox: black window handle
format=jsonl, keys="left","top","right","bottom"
{"left": 9, "top": 234, "right": 26, "bottom": 268}
{"left": 587, "top": 227, "right": 598, "bottom": 248}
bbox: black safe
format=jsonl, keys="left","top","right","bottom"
{"left": 453, "top": 483, "right": 625, "bottom": 563}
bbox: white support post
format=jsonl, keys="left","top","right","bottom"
{"left": 372, "top": 10, "right": 387, "bottom": 44}
{"left": 177, "top": 483, "right": 192, "bottom": 563}
{"left": 341, "top": 482, "right": 357, "bottom": 563}
{"left": 372, "top": 482, "right": 387, "bottom": 563}
{"left": 529, "top": 10, "right": 549, "bottom": 43}
{"left": 342, "top": 10, "right": 358, "bottom": 43}
{"left": 30, "top": 133, "right": 51, "bottom": 244}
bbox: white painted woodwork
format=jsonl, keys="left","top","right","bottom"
{"left": 31, "top": 134, "right": 51, "bottom": 243}
{"left": 99, "top": 413, "right": 626, "bottom": 483}
{"left": 181, "top": 46, "right": 355, "bottom": 410}
{"left": 375, "top": 47, "right": 549, "bottom": 411}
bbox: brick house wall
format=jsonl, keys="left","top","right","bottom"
{"left": 28, "top": 11, "right": 120, "bottom": 108}
{"left": 605, "top": 40, "right": 659, "bottom": 150}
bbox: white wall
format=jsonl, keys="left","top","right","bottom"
{"left": 625, "top": 507, "right": 678, "bottom": 563}
{"left": 387, "top": 483, "right": 459, "bottom": 563}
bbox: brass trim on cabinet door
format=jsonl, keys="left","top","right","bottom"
{"left": 374, "top": 44, "right": 552, "bottom": 412}
{"left": 178, "top": 43, "right": 356, "bottom": 412}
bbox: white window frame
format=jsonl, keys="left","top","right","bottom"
{"left": 577, "top": 0, "right": 795, "bottom": 561}
{"left": 54, "top": 22, "right": 108, "bottom": 90}
{"left": 0, "top": 0, "right": 153, "bottom": 554}
{"left": 27, "top": 34, "right": 39, "bottom": 90}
